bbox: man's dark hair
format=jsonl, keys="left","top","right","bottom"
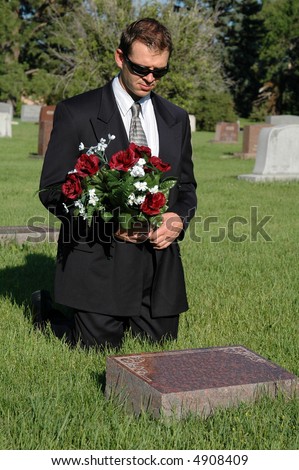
{"left": 118, "top": 18, "right": 173, "bottom": 57}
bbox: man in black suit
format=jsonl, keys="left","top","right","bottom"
{"left": 38, "top": 18, "right": 197, "bottom": 349}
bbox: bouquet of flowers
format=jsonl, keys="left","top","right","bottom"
{"left": 61, "top": 135, "right": 177, "bottom": 230}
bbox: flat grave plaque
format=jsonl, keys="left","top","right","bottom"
{"left": 105, "top": 346, "right": 298, "bottom": 418}
{"left": 0, "top": 225, "right": 59, "bottom": 244}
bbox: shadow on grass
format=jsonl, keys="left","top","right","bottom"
{"left": 0, "top": 252, "right": 56, "bottom": 314}
{"left": 91, "top": 371, "right": 106, "bottom": 392}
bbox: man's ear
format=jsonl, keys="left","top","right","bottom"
{"left": 115, "top": 49, "right": 124, "bottom": 69}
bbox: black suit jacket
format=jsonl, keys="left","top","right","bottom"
{"left": 40, "top": 81, "right": 197, "bottom": 317}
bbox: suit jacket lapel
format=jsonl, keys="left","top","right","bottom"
{"left": 151, "top": 93, "right": 181, "bottom": 164}
{"left": 89, "top": 85, "right": 181, "bottom": 164}
{"left": 90, "top": 82, "right": 129, "bottom": 158}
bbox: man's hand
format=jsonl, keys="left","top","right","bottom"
{"left": 114, "top": 223, "right": 150, "bottom": 244}
{"left": 149, "top": 212, "right": 183, "bottom": 250}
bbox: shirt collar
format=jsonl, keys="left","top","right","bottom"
{"left": 112, "top": 75, "right": 151, "bottom": 117}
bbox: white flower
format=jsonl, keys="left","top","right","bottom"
{"left": 108, "top": 134, "right": 116, "bottom": 140}
{"left": 62, "top": 203, "right": 69, "bottom": 213}
{"left": 135, "top": 194, "right": 146, "bottom": 205}
{"left": 149, "top": 185, "right": 159, "bottom": 194}
{"left": 97, "top": 139, "right": 107, "bottom": 152}
{"left": 127, "top": 193, "right": 135, "bottom": 206}
{"left": 127, "top": 193, "right": 146, "bottom": 206}
{"left": 134, "top": 181, "right": 148, "bottom": 191}
{"left": 136, "top": 158, "right": 146, "bottom": 167}
{"left": 74, "top": 200, "right": 87, "bottom": 219}
{"left": 79, "top": 142, "right": 85, "bottom": 151}
{"left": 88, "top": 188, "right": 99, "bottom": 206}
{"left": 129, "top": 165, "right": 145, "bottom": 177}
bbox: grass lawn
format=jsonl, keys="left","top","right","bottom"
{"left": 0, "top": 121, "right": 298, "bottom": 450}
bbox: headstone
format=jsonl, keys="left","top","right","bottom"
{"left": 0, "top": 226, "right": 59, "bottom": 244}
{"left": 266, "top": 115, "right": 299, "bottom": 126}
{"left": 240, "top": 124, "right": 273, "bottom": 159}
{"left": 21, "top": 104, "right": 42, "bottom": 123}
{"left": 189, "top": 114, "right": 196, "bottom": 132}
{"left": 0, "top": 102, "right": 13, "bottom": 119}
{"left": 38, "top": 105, "right": 56, "bottom": 156}
{"left": 105, "top": 346, "right": 298, "bottom": 419}
{"left": 213, "top": 122, "right": 238, "bottom": 143}
{"left": 0, "top": 112, "right": 12, "bottom": 137}
{"left": 238, "top": 125, "right": 299, "bottom": 182}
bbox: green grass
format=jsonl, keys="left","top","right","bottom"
{"left": 0, "top": 122, "right": 298, "bottom": 449}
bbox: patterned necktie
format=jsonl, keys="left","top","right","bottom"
{"left": 129, "top": 102, "right": 148, "bottom": 146}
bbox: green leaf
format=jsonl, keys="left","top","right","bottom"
{"left": 118, "top": 212, "right": 136, "bottom": 230}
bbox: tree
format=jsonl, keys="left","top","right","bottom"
{"left": 0, "top": 0, "right": 234, "bottom": 129}
{"left": 0, "top": 1, "right": 83, "bottom": 111}
{"left": 0, "top": 0, "right": 27, "bottom": 111}
{"left": 138, "top": 1, "right": 236, "bottom": 129}
{"left": 252, "top": 0, "right": 299, "bottom": 116}
{"left": 199, "top": 0, "right": 265, "bottom": 117}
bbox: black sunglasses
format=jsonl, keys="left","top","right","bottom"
{"left": 124, "top": 54, "right": 169, "bottom": 79}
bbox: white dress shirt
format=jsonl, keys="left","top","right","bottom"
{"left": 112, "top": 76, "right": 159, "bottom": 156}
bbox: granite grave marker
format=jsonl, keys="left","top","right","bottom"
{"left": 213, "top": 122, "right": 239, "bottom": 143}
{"left": 0, "top": 102, "right": 13, "bottom": 119}
{"left": 105, "top": 346, "right": 298, "bottom": 419}
{"left": 266, "top": 115, "right": 299, "bottom": 125}
{"left": 21, "top": 104, "right": 42, "bottom": 123}
{"left": 38, "top": 105, "right": 56, "bottom": 156}
{"left": 0, "top": 112, "right": 12, "bottom": 137}
{"left": 238, "top": 124, "right": 299, "bottom": 182}
{"left": 241, "top": 124, "right": 273, "bottom": 159}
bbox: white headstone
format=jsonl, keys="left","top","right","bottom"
{"left": 189, "top": 114, "right": 196, "bottom": 132}
{"left": 266, "top": 115, "right": 299, "bottom": 125}
{"left": 0, "top": 102, "right": 13, "bottom": 119}
{"left": 21, "top": 104, "right": 42, "bottom": 122}
{"left": 238, "top": 125, "right": 299, "bottom": 182}
{"left": 0, "top": 112, "right": 12, "bottom": 137}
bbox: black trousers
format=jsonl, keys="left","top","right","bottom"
{"left": 55, "top": 242, "right": 179, "bottom": 349}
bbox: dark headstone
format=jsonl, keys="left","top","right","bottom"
{"left": 241, "top": 124, "right": 273, "bottom": 159}
{"left": 105, "top": 346, "right": 298, "bottom": 418}
{"left": 213, "top": 122, "right": 239, "bottom": 143}
{"left": 38, "top": 105, "right": 56, "bottom": 156}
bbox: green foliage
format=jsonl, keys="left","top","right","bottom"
{"left": 201, "top": 0, "right": 264, "bottom": 118}
{"left": 0, "top": 0, "right": 230, "bottom": 130}
{"left": 139, "top": 2, "right": 232, "bottom": 129}
{"left": 195, "top": 89, "right": 237, "bottom": 131}
{"left": 253, "top": 0, "right": 299, "bottom": 115}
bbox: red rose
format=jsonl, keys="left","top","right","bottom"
{"left": 61, "top": 174, "right": 83, "bottom": 200}
{"left": 109, "top": 145, "right": 140, "bottom": 171}
{"left": 148, "top": 156, "right": 171, "bottom": 172}
{"left": 75, "top": 153, "right": 99, "bottom": 177}
{"left": 129, "top": 142, "right": 151, "bottom": 159}
{"left": 140, "top": 192, "right": 167, "bottom": 216}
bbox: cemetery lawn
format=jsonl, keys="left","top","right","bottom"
{"left": 0, "top": 121, "right": 298, "bottom": 450}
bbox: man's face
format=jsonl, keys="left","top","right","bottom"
{"left": 115, "top": 40, "right": 169, "bottom": 100}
